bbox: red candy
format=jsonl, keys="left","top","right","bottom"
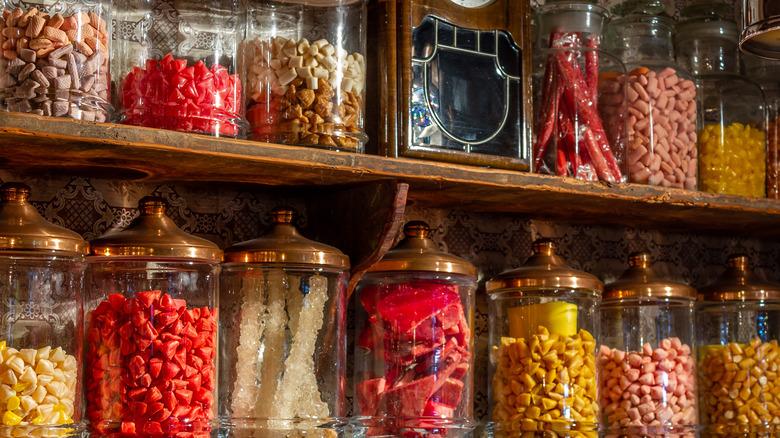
{"left": 85, "top": 291, "right": 217, "bottom": 437}
{"left": 357, "top": 281, "right": 470, "bottom": 435}
{"left": 119, "top": 53, "right": 243, "bottom": 137}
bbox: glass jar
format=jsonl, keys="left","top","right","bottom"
{"left": 113, "top": 0, "right": 245, "bottom": 137}
{"left": 84, "top": 196, "right": 222, "bottom": 437}
{"left": 486, "top": 238, "right": 602, "bottom": 437}
{"left": 605, "top": 0, "right": 699, "bottom": 189}
{"left": 245, "top": 0, "right": 367, "bottom": 152}
{"left": 352, "top": 221, "right": 477, "bottom": 437}
{"left": 743, "top": 54, "right": 780, "bottom": 199}
{"left": 532, "top": 1, "right": 629, "bottom": 183}
{"left": 599, "top": 252, "right": 698, "bottom": 435}
{"left": 697, "top": 255, "right": 780, "bottom": 436}
{"left": 675, "top": 9, "right": 767, "bottom": 197}
{"left": 219, "top": 207, "right": 349, "bottom": 436}
{"left": 0, "top": 0, "right": 112, "bottom": 121}
{"left": 0, "top": 183, "right": 87, "bottom": 436}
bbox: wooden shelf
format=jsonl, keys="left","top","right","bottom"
{"left": 2, "top": 112, "right": 780, "bottom": 237}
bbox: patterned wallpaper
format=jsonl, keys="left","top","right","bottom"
{"left": 2, "top": 170, "right": 779, "bottom": 430}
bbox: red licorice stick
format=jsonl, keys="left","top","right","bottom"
{"left": 557, "top": 103, "right": 583, "bottom": 176}
{"left": 585, "top": 35, "right": 599, "bottom": 101}
{"left": 582, "top": 126, "right": 615, "bottom": 182}
{"left": 555, "top": 50, "right": 623, "bottom": 181}
{"left": 532, "top": 32, "right": 564, "bottom": 172}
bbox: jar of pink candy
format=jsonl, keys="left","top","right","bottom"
{"left": 599, "top": 252, "right": 698, "bottom": 437}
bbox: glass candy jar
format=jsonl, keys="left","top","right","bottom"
{"left": 0, "top": 182, "right": 86, "bottom": 436}
{"left": 599, "top": 252, "right": 698, "bottom": 435}
{"left": 697, "top": 255, "right": 780, "bottom": 435}
{"left": 0, "top": 0, "right": 112, "bottom": 120}
{"left": 743, "top": 54, "right": 780, "bottom": 199}
{"left": 113, "top": 0, "right": 245, "bottom": 137}
{"left": 352, "top": 221, "right": 477, "bottom": 437}
{"left": 486, "top": 238, "right": 602, "bottom": 437}
{"left": 219, "top": 207, "right": 349, "bottom": 436}
{"left": 245, "top": 0, "right": 367, "bottom": 152}
{"left": 85, "top": 196, "right": 222, "bottom": 437}
{"left": 532, "top": 0, "right": 629, "bottom": 182}
{"left": 675, "top": 8, "right": 767, "bottom": 197}
{"left": 605, "top": 0, "right": 699, "bottom": 189}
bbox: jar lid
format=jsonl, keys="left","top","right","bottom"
{"left": 224, "top": 207, "right": 349, "bottom": 268}
{"left": 486, "top": 238, "right": 603, "bottom": 295}
{"left": 366, "top": 221, "right": 477, "bottom": 277}
{"left": 89, "top": 196, "right": 222, "bottom": 261}
{"left": 604, "top": 252, "right": 696, "bottom": 300}
{"left": 0, "top": 182, "right": 88, "bottom": 255}
{"left": 698, "top": 255, "right": 780, "bottom": 301}
{"left": 535, "top": 1, "right": 609, "bottom": 40}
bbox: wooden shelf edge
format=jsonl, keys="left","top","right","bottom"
{"left": 1, "top": 113, "right": 779, "bottom": 236}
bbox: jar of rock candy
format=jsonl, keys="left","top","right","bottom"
{"left": 352, "top": 221, "right": 477, "bottom": 437}
{"left": 600, "top": 252, "right": 698, "bottom": 436}
{"left": 531, "top": 0, "right": 629, "bottom": 182}
{"left": 486, "top": 238, "right": 602, "bottom": 437}
{"left": 85, "top": 196, "right": 222, "bottom": 436}
{"left": 113, "top": 0, "right": 245, "bottom": 137}
{"left": 219, "top": 207, "right": 349, "bottom": 436}
{"left": 605, "top": 0, "right": 699, "bottom": 189}
{"left": 675, "top": 6, "right": 767, "bottom": 197}
{"left": 0, "top": 182, "right": 86, "bottom": 437}
{"left": 244, "top": 0, "right": 367, "bottom": 152}
{"left": 697, "top": 255, "right": 780, "bottom": 435}
{"left": 0, "top": 0, "right": 112, "bottom": 120}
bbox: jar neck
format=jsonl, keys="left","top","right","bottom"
{"left": 675, "top": 17, "right": 740, "bottom": 76}
{"left": 606, "top": 16, "right": 675, "bottom": 64}
{"left": 534, "top": 2, "right": 608, "bottom": 48}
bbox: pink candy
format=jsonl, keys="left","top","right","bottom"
{"left": 598, "top": 338, "right": 697, "bottom": 430}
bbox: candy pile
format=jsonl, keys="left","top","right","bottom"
{"left": 768, "top": 116, "right": 779, "bottom": 199}
{"left": 601, "top": 67, "right": 697, "bottom": 188}
{"left": 598, "top": 338, "right": 696, "bottom": 430}
{"left": 85, "top": 290, "right": 217, "bottom": 436}
{"left": 700, "top": 339, "right": 780, "bottom": 428}
{"left": 0, "top": 342, "right": 76, "bottom": 427}
{"left": 698, "top": 123, "right": 766, "bottom": 197}
{"left": 0, "top": 7, "right": 110, "bottom": 120}
{"left": 356, "top": 282, "right": 470, "bottom": 434}
{"left": 118, "top": 53, "right": 242, "bottom": 137}
{"left": 246, "top": 36, "right": 365, "bottom": 150}
{"left": 492, "top": 326, "right": 598, "bottom": 434}
{"left": 533, "top": 32, "right": 624, "bottom": 182}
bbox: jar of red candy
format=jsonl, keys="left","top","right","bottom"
{"left": 604, "top": 0, "right": 699, "bottom": 189}
{"left": 697, "top": 255, "right": 780, "bottom": 435}
{"left": 85, "top": 196, "right": 222, "bottom": 437}
{"left": 486, "top": 238, "right": 602, "bottom": 437}
{"left": 113, "top": 0, "right": 245, "bottom": 137}
{"left": 0, "top": 183, "right": 87, "bottom": 437}
{"left": 531, "top": 0, "right": 629, "bottom": 182}
{"left": 219, "top": 207, "right": 349, "bottom": 435}
{"left": 245, "top": 0, "right": 368, "bottom": 152}
{"left": 0, "top": 0, "right": 112, "bottom": 121}
{"left": 600, "top": 252, "right": 697, "bottom": 436}
{"left": 743, "top": 53, "right": 780, "bottom": 199}
{"left": 352, "top": 221, "right": 477, "bottom": 437}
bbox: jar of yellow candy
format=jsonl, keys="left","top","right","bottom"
{"left": 485, "top": 238, "right": 602, "bottom": 437}
{"left": 675, "top": 5, "right": 767, "bottom": 197}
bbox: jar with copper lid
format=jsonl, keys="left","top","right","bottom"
{"left": 0, "top": 182, "right": 86, "bottom": 436}
{"left": 697, "top": 255, "right": 780, "bottom": 435}
{"left": 84, "top": 196, "right": 222, "bottom": 437}
{"left": 485, "top": 238, "right": 601, "bottom": 437}
{"left": 219, "top": 207, "right": 349, "bottom": 436}
{"left": 599, "top": 252, "right": 698, "bottom": 435}
{"left": 352, "top": 221, "right": 477, "bottom": 437}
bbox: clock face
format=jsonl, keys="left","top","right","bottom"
{"left": 449, "top": 0, "right": 494, "bottom": 8}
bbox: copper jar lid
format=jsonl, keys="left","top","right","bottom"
{"left": 367, "top": 221, "right": 476, "bottom": 277}
{"left": 486, "top": 238, "right": 603, "bottom": 295}
{"left": 89, "top": 196, "right": 222, "bottom": 261}
{"left": 604, "top": 252, "right": 696, "bottom": 300}
{"left": 0, "top": 182, "right": 88, "bottom": 256}
{"left": 224, "top": 207, "right": 349, "bottom": 268}
{"left": 698, "top": 255, "right": 780, "bottom": 301}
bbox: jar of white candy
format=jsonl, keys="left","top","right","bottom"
{"left": 244, "top": 0, "right": 368, "bottom": 152}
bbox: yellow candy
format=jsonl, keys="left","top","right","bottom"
{"left": 2, "top": 410, "right": 21, "bottom": 426}
{"left": 11, "top": 382, "right": 27, "bottom": 393}
{"left": 30, "top": 414, "right": 43, "bottom": 424}
{"left": 507, "top": 302, "right": 578, "bottom": 339}
{"left": 6, "top": 396, "right": 19, "bottom": 412}
{"left": 0, "top": 341, "right": 6, "bottom": 352}
{"left": 699, "top": 123, "right": 766, "bottom": 197}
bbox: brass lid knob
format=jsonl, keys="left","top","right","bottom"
{"left": 604, "top": 252, "right": 696, "bottom": 300}
{"left": 0, "top": 182, "right": 88, "bottom": 255}
{"left": 698, "top": 254, "right": 780, "bottom": 301}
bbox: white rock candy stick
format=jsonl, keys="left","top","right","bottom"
{"left": 255, "top": 268, "right": 289, "bottom": 420}
{"left": 230, "top": 274, "right": 266, "bottom": 418}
